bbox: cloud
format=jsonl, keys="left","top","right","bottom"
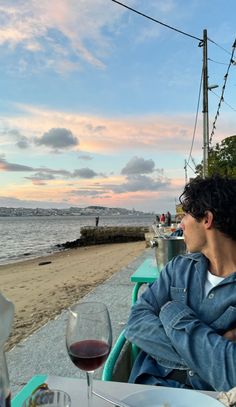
{"left": 0, "top": 195, "right": 71, "bottom": 209}
{"left": 0, "top": 156, "right": 100, "bottom": 182}
{"left": 2, "top": 128, "right": 21, "bottom": 137}
{"left": 85, "top": 124, "right": 107, "bottom": 132}
{"left": 72, "top": 168, "right": 98, "bottom": 179}
{"left": 0, "top": 156, "right": 72, "bottom": 176}
{"left": 0, "top": 156, "right": 35, "bottom": 172}
{"left": 112, "top": 174, "right": 170, "bottom": 193}
{"left": 0, "top": 0, "right": 126, "bottom": 72}
{"left": 0, "top": 128, "right": 31, "bottom": 149}
{"left": 35, "top": 127, "right": 79, "bottom": 150}
{"left": 27, "top": 167, "right": 101, "bottom": 181}
{"left": 6, "top": 103, "right": 207, "bottom": 156}
{"left": 37, "top": 168, "right": 71, "bottom": 177}
{"left": 121, "top": 156, "right": 155, "bottom": 175}
{"left": 25, "top": 172, "right": 56, "bottom": 181}
{"left": 70, "top": 189, "right": 108, "bottom": 197}
{"left": 78, "top": 154, "right": 93, "bottom": 160}
{"left": 16, "top": 137, "right": 30, "bottom": 149}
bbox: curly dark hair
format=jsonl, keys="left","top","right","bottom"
{"left": 179, "top": 175, "right": 236, "bottom": 241}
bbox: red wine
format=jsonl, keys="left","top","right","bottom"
{"left": 68, "top": 340, "right": 110, "bottom": 371}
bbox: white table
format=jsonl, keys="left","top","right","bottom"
{"left": 12, "top": 375, "right": 220, "bottom": 407}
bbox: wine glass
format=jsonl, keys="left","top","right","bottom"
{"left": 22, "top": 390, "right": 71, "bottom": 407}
{"left": 66, "top": 302, "right": 112, "bottom": 407}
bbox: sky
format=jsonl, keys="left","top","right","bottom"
{"left": 0, "top": 0, "right": 235, "bottom": 213}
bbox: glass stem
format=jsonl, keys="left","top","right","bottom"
{"left": 86, "top": 371, "right": 94, "bottom": 407}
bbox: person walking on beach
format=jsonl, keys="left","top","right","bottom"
{"left": 125, "top": 175, "right": 236, "bottom": 392}
{"left": 95, "top": 216, "right": 99, "bottom": 227}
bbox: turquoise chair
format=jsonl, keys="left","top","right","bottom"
{"left": 102, "top": 329, "right": 139, "bottom": 382}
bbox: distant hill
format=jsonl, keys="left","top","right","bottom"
{"left": 0, "top": 205, "right": 153, "bottom": 217}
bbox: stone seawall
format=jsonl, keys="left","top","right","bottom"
{"left": 57, "top": 226, "right": 150, "bottom": 249}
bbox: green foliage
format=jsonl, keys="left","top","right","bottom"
{"left": 195, "top": 135, "right": 236, "bottom": 177}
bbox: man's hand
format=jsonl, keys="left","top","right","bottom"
{"left": 223, "top": 328, "right": 236, "bottom": 341}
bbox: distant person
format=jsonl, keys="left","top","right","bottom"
{"left": 166, "top": 211, "right": 171, "bottom": 226}
{"left": 125, "top": 175, "right": 236, "bottom": 391}
{"left": 170, "top": 225, "right": 183, "bottom": 237}
{"left": 95, "top": 216, "right": 99, "bottom": 227}
{"left": 160, "top": 213, "right": 165, "bottom": 225}
{"left": 175, "top": 214, "right": 184, "bottom": 223}
{"left": 155, "top": 214, "right": 160, "bottom": 224}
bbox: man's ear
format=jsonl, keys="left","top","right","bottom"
{"left": 204, "top": 210, "right": 214, "bottom": 229}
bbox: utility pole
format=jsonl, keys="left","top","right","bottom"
{"left": 202, "top": 29, "right": 209, "bottom": 178}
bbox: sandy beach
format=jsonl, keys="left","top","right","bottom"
{"left": 1, "top": 241, "right": 146, "bottom": 351}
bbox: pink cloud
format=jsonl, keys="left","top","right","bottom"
{"left": 0, "top": 0, "right": 124, "bottom": 70}
{"left": 3, "top": 103, "right": 232, "bottom": 165}
{"left": 3, "top": 104, "right": 205, "bottom": 156}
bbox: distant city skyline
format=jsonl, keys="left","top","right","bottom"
{"left": 0, "top": 1, "right": 235, "bottom": 212}
{"left": 0, "top": 204, "right": 153, "bottom": 215}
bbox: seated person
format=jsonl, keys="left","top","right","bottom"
{"left": 125, "top": 175, "right": 236, "bottom": 391}
{"left": 170, "top": 226, "right": 183, "bottom": 237}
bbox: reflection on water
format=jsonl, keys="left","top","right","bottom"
{"left": 0, "top": 215, "right": 154, "bottom": 265}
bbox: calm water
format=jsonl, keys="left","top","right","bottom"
{"left": 0, "top": 215, "right": 154, "bottom": 265}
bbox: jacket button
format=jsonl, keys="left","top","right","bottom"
{"left": 208, "top": 293, "right": 214, "bottom": 299}
{"left": 188, "top": 370, "right": 194, "bottom": 376}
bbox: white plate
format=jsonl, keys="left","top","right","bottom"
{"left": 122, "top": 387, "right": 223, "bottom": 407}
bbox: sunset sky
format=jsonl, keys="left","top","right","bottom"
{"left": 0, "top": 0, "right": 235, "bottom": 213}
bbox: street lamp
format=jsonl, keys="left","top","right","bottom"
{"left": 208, "top": 84, "right": 219, "bottom": 90}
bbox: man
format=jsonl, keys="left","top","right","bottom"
{"left": 166, "top": 211, "right": 171, "bottom": 226}
{"left": 125, "top": 175, "right": 236, "bottom": 391}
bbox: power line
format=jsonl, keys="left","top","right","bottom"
{"left": 186, "top": 69, "right": 203, "bottom": 167}
{"left": 209, "top": 39, "right": 236, "bottom": 144}
{"left": 208, "top": 37, "right": 232, "bottom": 56}
{"left": 185, "top": 160, "right": 195, "bottom": 173}
{"left": 110, "top": 0, "right": 202, "bottom": 42}
{"left": 110, "top": 0, "right": 235, "bottom": 169}
{"left": 208, "top": 57, "right": 228, "bottom": 66}
{"left": 111, "top": 0, "right": 203, "bottom": 175}
{"left": 210, "top": 89, "right": 236, "bottom": 112}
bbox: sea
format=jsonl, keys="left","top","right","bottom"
{"left": 0, "top": 214, "right": 154, "bottom": 266}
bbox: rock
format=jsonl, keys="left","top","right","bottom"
{"left": 38, "top": 261, "right": 52, "bottom": 266}
{"left": 56, "top": 226, "right": 148, "bottom": 250}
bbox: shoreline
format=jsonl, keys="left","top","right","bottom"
{"left": 0, "top": 245, "right": 64, "bottom": 267}
{"left": 1, "top": 241, "right": 146, "bottom": 351}
{"left": 0, "top": 225, "right": 149, "bottom": 266}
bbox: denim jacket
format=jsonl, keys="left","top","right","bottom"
{"left": 124, "top": 253, "right": 236, "bottom": 391}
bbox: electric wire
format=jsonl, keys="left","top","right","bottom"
{"left": 209, "top": 89, "right": 236, "bottom": 112}
{"left": 208, "top": 57, "right": 228, "bottom": 66}
{"left": 209, "top": 39, "right": 236, "bottom": 144}
{"left": 110, "top": 0, "right": 202, "bottom": 42}
{"left": 186, "top": 69, "right": 203, "bottom": 168}
{"left": 110, "top": 0, "right": 235, "bottom": 172}
{"left": 111, "top": 0, "right": 204, "bottom": 176}
{"left": 208, "top": 37, "right": 232, "bottom": 55}
{"left": 185, "top": 161, "right": 195, "bottom": 173}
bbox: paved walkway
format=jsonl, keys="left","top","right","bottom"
{"left": 7, "top": 247, "right": 153, "bottom": 397}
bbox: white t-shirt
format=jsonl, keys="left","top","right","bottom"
{"left": 204, "top": 271, "right": 225, "bottom": 297}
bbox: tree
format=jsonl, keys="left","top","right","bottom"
{"left": 195, "top": 135, "right": 236, "bottom": 177}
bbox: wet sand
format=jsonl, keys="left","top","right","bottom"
{"left": 1, "top": 242, "right": 145, "bottom": 350}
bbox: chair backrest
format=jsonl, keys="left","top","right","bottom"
{"left": 102, "top": 330, "right": 138, "bottom": 382}
{"left": 109, "top": 340, "right": 133, "bottom": 382}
